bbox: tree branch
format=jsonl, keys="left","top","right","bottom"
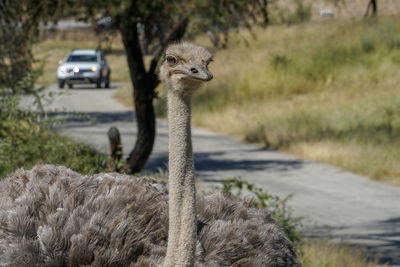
{"left": 148, "top": 17, "right": 189, "bottom": 75}
{"left": 21, "top": 4, "right": 42, "bottom": 33}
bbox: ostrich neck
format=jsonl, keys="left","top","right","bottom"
{"left": 165, "top": 85, "right": 197, "bottom": 267}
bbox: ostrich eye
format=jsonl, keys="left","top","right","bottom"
{"left": 166, "top": 56, "right": 177, "bottom": 65}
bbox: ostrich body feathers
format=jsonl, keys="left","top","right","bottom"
{"left": 0, "top": 165, "right": 300, "bottom": 266}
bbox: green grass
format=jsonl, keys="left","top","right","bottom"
{"left": 0, "top": 116, "right": 116, "bottom": 178}
{"left": 183, "top": 17, "right": 400, "bottom": 185}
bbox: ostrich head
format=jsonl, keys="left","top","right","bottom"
{"left": 159, "top": 42, "right": 213, "bottom": 94}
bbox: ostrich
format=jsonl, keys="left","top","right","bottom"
{"left": 160, "top": 42, "right": 214, "bottom": 267}
{"left": 0, "top": 42, "right": 301, "bottom": 266}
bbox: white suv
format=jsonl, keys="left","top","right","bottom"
{"left": 57, "top": 49, "right": 111, "bottom": 88}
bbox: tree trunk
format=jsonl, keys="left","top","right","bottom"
{"left": 365, "top": 0, "right": 377, "bottom": 16}
{"left": 261, "top": 0, "right": 269, "bottom": 26}
{"left": 371, "top": 0, "right": 377, "bottom": 14}
{"left": 120, "top": 23, "right": 157, "bottom": 174}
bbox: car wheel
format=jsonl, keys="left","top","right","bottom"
{"left": 105, "top": 76, "right": 110, "bottom": 88}
{"left": 96, "top": 78, "right": 102, "bottom": 88}
{"left": 68, "top": 84, "right": 73, "bottom": 89}
{"left": 96, "top": 76, "right": 103, "bottom": 88}
{"left": 58, "top": 80, "right": 65, "bottom": 89}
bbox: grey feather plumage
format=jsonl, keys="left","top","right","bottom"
{"left": 0, "top": 165, "right": 300, "bottom": 266}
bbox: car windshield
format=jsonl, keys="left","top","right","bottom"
{"left": 66, "top": 54, "right": 98, "bottom": 62}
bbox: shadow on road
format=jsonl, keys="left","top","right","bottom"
{"left": 145, "top": 151, "right": 303, "bottom": 173}
{"left": 48, "top": 111, "right": 136, "bottom": 127}
{"left": 66, "top": 84, "right": 119, "bottom": 90}
{"left": 363, "top": 217, "right": 400, "bottom": 265}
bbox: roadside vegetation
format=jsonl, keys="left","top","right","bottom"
{"left": 0, "top": 93, "right": 116, "bottom": 178}
{"left": 187, "top": 17, "right": 400, "bottom": 185}
{"left": 0, "top": 118, "right": 113, "bottom": 177}
{"left": 298, "top": 239, "right": 376, "bottom": 267}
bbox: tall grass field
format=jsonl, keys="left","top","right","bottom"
{"left": 183, "top": 17, "right": 400, "bottom": 186}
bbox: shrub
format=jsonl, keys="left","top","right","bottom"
{"left": 0, "top": 114, "right": 120, "bottom": 178}
{"left": 270, "top": 53, "right": 291, "bottom": 70}
{"left": 360, "top": 36, "right": 375, "bottom": 53}
{"left": 0, "top": 78, "right": 123, "bottom": 178}
{"left": 290, "top": 0, "right": 312, "bottom": 24}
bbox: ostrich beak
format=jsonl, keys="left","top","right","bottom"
{"left": 173, "top": 63, "right": 213, "bottom": 82}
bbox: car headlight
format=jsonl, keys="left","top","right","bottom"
{"left": 91, "top": 66, "right": 97, "bottom": 72}
{"left": 60, "top": 66, "right": 67, "bottom": 73}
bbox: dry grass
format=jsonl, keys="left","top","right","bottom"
{"left": 298, "top": 239, "right": 377, "bottom": 267}
{"left": 114, "top": 82, "right": 134, "bottom": 107}
{"left": 183, "top": 17, "right": 400, "bottom": 185}
{"left": 288, "top": 141, "right": 400, "bottom": 186}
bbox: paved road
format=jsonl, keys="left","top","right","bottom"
{"left": 22, "top": 84, "right": 400, "bottom": 265}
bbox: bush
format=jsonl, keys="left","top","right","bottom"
{"left": 360, "top": 36, "right": 375, "bottom": 53}
{"left": 273, "top": 0, "right": 312, "bottom": 25}
{"left": 290, "top": 0, "right": 312, "bottom": 24}
{"left": 270, "top": 53, "right": 291, "bottom": 70}
{"left": 0, "top": 79, "right": 123, "bottom": 178}
{"left": 0, "top": 114, "right": 119, "bottom": 178}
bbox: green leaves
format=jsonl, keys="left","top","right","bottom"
{"left": 0, "top": 115, "right": 123, "bottom": 179}
{"left": 0, "top": 0, "right": 65, "bottom": 91}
